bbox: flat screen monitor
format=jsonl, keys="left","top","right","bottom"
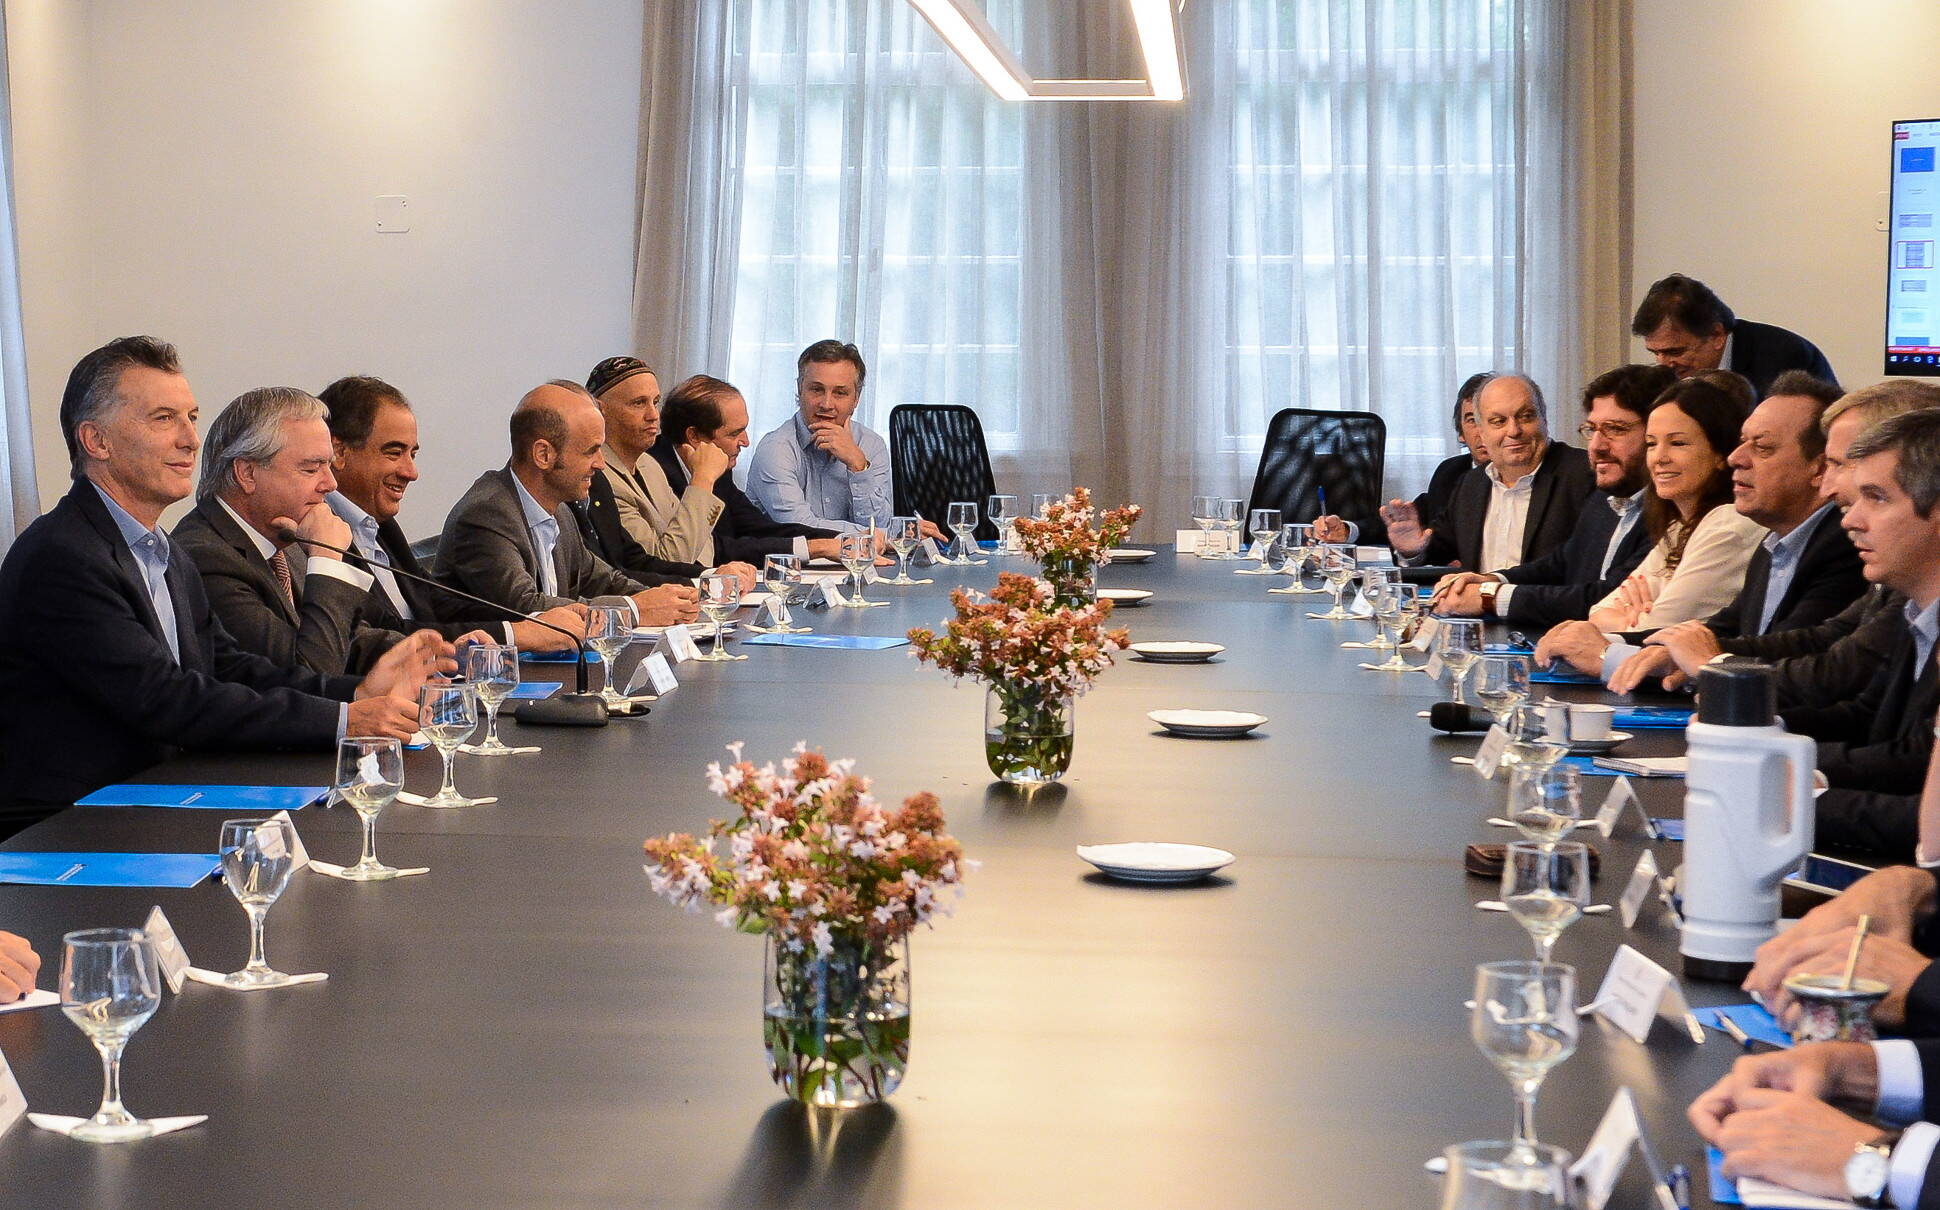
{"left": 1888, "top": 118, "right": 1940, "bottom": 376}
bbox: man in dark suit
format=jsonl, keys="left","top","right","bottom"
{"left": 437, "top": 381, "right": 700, "bottom": 624}
{"left": 1409, "top": 372, "right": 1494, "bottom": 528}
{"left": 647, "top": 375, "right": 841, "bottom": 567}
{"left": 320, "top": 375, "right": 587, "bottom": 654}
{"left": 0, "top": 336, "right": 434, "bottom": 835}
{"left": 1429, "top": 364, "right": 1672, "bottom": 628}
{"left": 1633, "top": 272, "right": 1837, "bottom": 397}
{"left": 575, "top": 469, "right": 759, "bottom": 593}
{"left": 1379, "top": 373, "right": 1596, "bottom": 573}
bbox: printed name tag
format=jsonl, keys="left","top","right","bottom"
{"left": 644, "top": 653, "right": 678, "bottom": 695}
{"left": 1595, "top": 777, "right": 1639, "bottom": 839}
{"left": 1409, "top": 614, "right": 1442, "bottom": 653}
{"left": 1569, "top": 1087, "right": 1641, "bottom": 1210}
{"left": 918, "top": 538, "right": 943, "bottom": 564}
{"left": 0, "top": 1046, "right": 24, "bottom": 1139}
{"left": 268, "top": 810, "right": 309, "bottom": 873}
{"left": 662, "top": 624, "right": 703, "bottom": 662}
{"left": 1592, "top": 944, "right": 1703, "bottom": 1044}
{"left": 1245, "top": 539, "right": 1266, "bottom": 561}
{"left": 1424, "top": 651, "right": 1446, "bottom": 681}
{"left": 812, "top": 579, "right": 849, "bottom": 608}
{"left": 143, "top": 905, "right": 193, "bottom": 994}
{"left": 1174, "top": 530, "right": 1205, "bottom": 553}
{"left": 1619, "top": 849, "right": 1660, "bottom": 929}
{"left": 1473, "top": 725, "right": 1511, "bottom": 780}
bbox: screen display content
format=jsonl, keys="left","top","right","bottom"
{"left": 1889, "top": 118, "right": 1940, "bottom": 376}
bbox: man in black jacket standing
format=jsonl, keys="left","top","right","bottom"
{"left": 1633, "top": 272, "right": 1837, "bottom": 397}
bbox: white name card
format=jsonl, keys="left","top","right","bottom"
{"left": 1245, "top": 539, "right": 1267, "bottom": 561}
{"left": 644, "top": 652, "right": 678, "bottom": 696}
{"left": 1174, "top": 529, "right": 1205, "bottom": 553}
{"left": 1569, "top": 1087, "right": 1641, "bottom": 1210}
{"left": 662, "top": 624, "right": 704, "bottom": 663}
{"left": 1409, "top": 614, "right": 1442, "bottom": 653}
{"left": 1473, "top": 725, "right": 1511, "bottom": 780}
{"left": 0, "top": 1046, "right": 24, "bottom": 1140}
{"left": 268, "top": 810, "right": 309, "bottom": 873}
{"left": 917, "top": 537, "right": 943, "bottom": 564}
{"left": 1424, "top": 651, "right": 1446, "bottom": 681}
{"left": 812, "top": 579, "right": 848, "bottom": 609}
{"left": 1595, "top": 776, "right": 1640, "bottom": 839}
{"left": 1619, "top": 849, "right": 1660, "bottom": 930}
{"left": 1592, "top": 944, "right": 1703, "bottom": 1045}
{"left": 144, "top": 905, "right": 193, "bottom": 994}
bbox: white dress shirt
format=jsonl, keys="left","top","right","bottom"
{"left": 510, "top": 477, "right": 562, "bottom": 597}
{"left": 1864, "top": 1039, "right": 1940, "bottom": 1207}
{"left": 1479, "top": 461, "right": 1542, "bottom": 572}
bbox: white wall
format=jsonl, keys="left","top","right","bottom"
{"left": 6, "top": 0, "right": 645, "bottom": 536}
{"left": 1631, "top": 0, "right": 1940, "bottom": 387}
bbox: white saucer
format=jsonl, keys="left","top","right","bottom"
{"left": 1100, "top": 588, "right": 1154, "bottom": 607}
{"left": 1108, "top": 548, "right": 1156, "bottom": 563}
{"left": 1131, "top": 641, "right": 1223, "bottom": 664}
{"left": 1567, "top": 731, "right": 1633, "bottom": 754}
{"left": 1147, "top": 709, "right": 1266, "bottom": 738}
{"left": 1076, "top": 842, "right": 1234, "bottom": 883}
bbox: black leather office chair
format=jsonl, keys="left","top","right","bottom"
{"left": 1244, "top": 408, "right": 1387, "bottom": 527}
{"left": 888, "top": 404, "right": 999, "bottom": 541}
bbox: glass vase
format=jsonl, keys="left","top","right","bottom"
{"left": 984, "top": 686, "right": 1076, "bottom": 785}
{"left": 1038, "top": 555, "right": 1097, "bottom": 608}
{"left": 763, "top": 933, "right": 910, "bottom": 1108}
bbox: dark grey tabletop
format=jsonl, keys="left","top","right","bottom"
{"left": 0, "top": 550, "right": 1749, "bottom": 1208}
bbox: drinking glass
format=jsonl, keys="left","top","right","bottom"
{"left": 1189, "top": 494, "right": 1220, "bottom": 557}
{"left": 417, "top": 682, "right": 481, "bottom": 807}
{"left": 58, "top": 928, "right": 163, "bottom": 1143}
{"left": 1502, "top": 842, "right": 1591, "bottom": 963}
{"left": 1371, "top": 589, "right": 1425, "bottom": 671}
{"left": 1218, "top": 498, "right": 1247, "bottom": 558}
{"left": 1309, "top": 545, "right": 1359, "bottom": 619}
{"left": 460, "top": 642, "right": 523, "bottom": 755}
{"left": 1356, "top": 567, "right": 1397, "bottom": 647}
{"left": 988, "top": 494, "right": 1019, "bottom": 554}
{"left": 1507, "top": 763, "right": 1583, "bottom": 848}
{"left": 885, "top": 516, "right": 930, "bottom": 585}
{"left": 1032, "top": 491, "right": 1058, "bottom": 519}
{"left": 755, "top": 554, "right": 811, "bottom": 634}
{"left": 946, "top": 501, "right": 986, "bottom": 564}
{"left": 333, "top": 736, "right": 404, "bottom": 880}
{"left": 1505, "top": 703, "right": 1569, "bottom": 774}
{"left": 216, "top": 816, "right": 304, "bottom": 987}
{"left": 586, "top": 603, "right": 633, "bottom": 707}
{"left": 1274, "top": 522, "right": 1324, "bottom": 593}
{"left": 1438, "top": 618, "right": 1484, "bottom": 703}
{"left": 1238, "top": 508, "right": 1282, "bottom": 574}
{"left": 1474, "top": 656, "right": 1533, "bottom": 728}
{"left": 696, "top": 572, "right": 747, "bottom": 661}
{"left": 838, "top": 531, "right": 884, "bottom": 607}
{"left": 1438, "top": 1141, "right": 1575, "bottom": 1209}
{"left": 1472, "top": 960, "right": 1579, "bottom": 1149}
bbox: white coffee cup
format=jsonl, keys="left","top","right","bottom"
{"left": 1540, "top": 700, "right": 1614, "bottom": 742}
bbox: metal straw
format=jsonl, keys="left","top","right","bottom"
{"left": 1839, "top": 915, "right": 1872, "bottom": 991}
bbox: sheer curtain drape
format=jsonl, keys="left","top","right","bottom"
{"left": 634, "top": 0, "right": 1622, "bottom": 537}
{"left": 0, "top": 9, "right": 37, "bottom": 542}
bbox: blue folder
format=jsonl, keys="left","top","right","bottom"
{"left": 1694, "top": 1003, "right": 1790, "bottom": 1049}
{"left": 503, "top": 682, "right": 562, "bottom": 700}
{"left": 1652, "top": 818, "right": 1685, "bottom": 841}
{"left": 520, "top": 649, "right": 599, "bottom": 664}
{"left": 0, "top": 852, "right": 221, "bottom": 888}
{"left": 76, "top": 784, "right": 327, "bottom": 810}
{"left": 1529, "top": 667, "right": 1600, "bottom": 685}
{"left": 1614, "top": 706, "right": 1695, "bottom": 729}
{"left": 741, "top": 634, "right": 910, "bottom": 651}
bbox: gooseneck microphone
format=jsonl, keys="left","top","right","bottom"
{"left": 275, "top": 529, "right": 612, "bottom": 727}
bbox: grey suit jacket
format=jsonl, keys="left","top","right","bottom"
{"left": 171, "top": 496, "right": 400, "bottom": 675}
{"left": 436, "top": 466, "right": 643, "bottom": 614}
{"left": 601, "top": 444, "right": 723, "bottom": 565}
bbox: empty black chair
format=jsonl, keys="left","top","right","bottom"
{"left": 1245, "top": 408, "right": 1387, "bottom": 528}
{"left": 888, "top": 404, "right": 999, "bottom": 541}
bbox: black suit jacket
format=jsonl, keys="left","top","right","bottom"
{"left": 343, "top": 516, "right": 521, "bottom": 644}
{"left": 575, "top": 475, "right": 704, "bottom": 584}
{"left": 0, "top": 482, "right": 356, "bottom": 827}
{"left": 1727, "top": 319, "right": 1838, "bottom": 397}
{"left": 1418, "top": 441, "right": 1596, "bottom": 571}
{"left": 1704, "top": 506, "right": 1866, "bottom": 642}
{"left": 647, "top": 440, "right": 832, "bottom": 565}
{"left": 170, "top": 496, "right": 401, "bottom": 675}
{"left": 1496, "top": 491, "right": 1653, "bottom": 628}
{"left": 1789, "top": 606, "right": 1938, "bottom": 807}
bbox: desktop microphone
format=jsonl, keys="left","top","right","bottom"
{"left": 276, "top": 529, "right": 612, "bottom": 727}
{"left": 1428, "top": 702, "right": 1492, "bottom": 734}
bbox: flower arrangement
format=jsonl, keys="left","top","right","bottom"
{"left": 1011, "top": 488, "right": 1142, "bottom": 603}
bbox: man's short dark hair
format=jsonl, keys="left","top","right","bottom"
{"left": 1697, "top": 369, "right": 1757, "bottom": 416}
{"left": 1580, "top": 364, "right": 1676, "bottom": 420}
{"left": 660, "top": 375, "right": 742, "bottom": 444}
{"left": 796, "top": 340, "right": 866, "bottom": 392}
{"left": 60, "top": 335, "right": 182, "bottom": 475}
{"left": 1451, "top": 372, "right": 1493, "bottom": 429}
{"left": 1846, "top": 407, "right": 1940, "bottom": 518}
{"left": 1631, "top": 273, "right": 1735, "bottom": 338}
{"left": 510, "top": 381, "right": 590, "bottom": 464}
{"left": 1764, "top": 371, "right": 1842, "bottom": 460}
{"left": 318, "top": 376, "right": 409, "bottom": 447}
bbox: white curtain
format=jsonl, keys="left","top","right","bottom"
{"left": 0, "top": 7, "right": 37, "bottom": 542}
{"left": 635, "top": 0, "right": 1609, "bottom": 538}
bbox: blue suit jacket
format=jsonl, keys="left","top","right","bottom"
{"left": 1728, "top": 319, "right": 1837, "bottom": 396}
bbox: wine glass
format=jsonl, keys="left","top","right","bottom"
{"left": 215, "top": 816, "right": 305, "bottom": 987}
{"left": 885, "top": 516, "right": 930, "bottom": 585}
{"left": 1474, "top": 656, "right": 1533, "bottom": 729}
{"left": 1032, "top": 491, "right": 1058, "bottom": 519}
{"left": 755, "top": 554, "right": 811, "bottom": 634}
{"left": 988, "top": 494, "right": 1019, "bottom": 554}
{"left": 586, "top": 604, "right": 633, "bottom": 707}
{"left": 333, "top": 736, "right": 405, "bottom": 880}
{"left": 1502, "top": 842, "right": 1591, "bottom": 962}
{"left": 1438, "top": 1140, "right": 1575, "bottom": 1208}
{"left": 1238, "top": 508, "right": 1282, "bottom": 574}
{"left": 460, "top": 642, "right": 523, "bottom": 755}
{"left": 946, "top": 501, "right": 986, "bottom": 565}
{"left": 1218, "top": 498, "right": 1247, "bottom": 558}
{"left": 696, "top": 572, "right": 747, "bottom": 661}
{"left": 1472, "top": 960, "right": 1579, "bottom": 1150}
{"left": 1371, "top": 589, "right": 1426, "bottom": 671}
{"left": 1507, "top": 763, "right": 1584, "bottom": 848}
{"left": 838, "top": 531, "right": 883, "bottom": 608}
{"left": 1505, "top": 703, "right": 1570, "bottom": 774}
{"left": 1189, "top": 494, "right": 1219, "bottom": 557}
{"left": 1438, "top": 618, "right": 1484, "bottom": 703}
{"left": 417, "top": 682, "right": 481, "bottom": 807}
{"left": 58, "top": 928, "right": 163, "bottom": 1142}
{"left": 1274, "top": 522, "right": 1323, "bottom": 593}
{"left": 1356, "top": 567, "right": 1397, "bottom": 647}
{"left": 1309, "top": 545, "right": 1359, "bottom": 619}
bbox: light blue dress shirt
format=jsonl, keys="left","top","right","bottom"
{"left": 747, "top": 413, "right": 893, "bottom": 533}
{"left": 1865, "top": 1039, "right": 1940, "bottom": 1206}
{"left": 1755, "top": 502, "right": 1836, "bottom": 636}
{"left": 511, "top": 476, "right": 562, "bottom": 596}
{"left": 92, "top": 481, "right": 180, "bottom": 664}
{"left": 327, "top": 491, "right": 412, "bottom": 621}
{"left": 1908, "top": 596, "right": 1940, "bottom": 677}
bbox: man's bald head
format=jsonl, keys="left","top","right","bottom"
{"left": 510, "top": 381, "right": 597, "bottom": 467}
{"left": 509, "top": 380, "right": 607, "bottom": 509}
{"left": 1475, "top": 372, "right": 1550, "bottom": 477}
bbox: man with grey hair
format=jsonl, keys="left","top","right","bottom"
{"left": 172, "top": 386, "right": 401, "bottom": 674}
{"left": 1379, "top": 373, "right": 1596, "bottom": 571}
{"left": 0, "top": 336, "right": 440, "bottom": 834}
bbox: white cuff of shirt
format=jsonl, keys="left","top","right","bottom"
{"left": 1891, "top": 1121, "right": 1940, "bottom": 1209}
{"left": 334, "top": 703, "right": 349, "bottom": 743}
{"left": 1492, "top": 584, "right": 1517, "bottom": 614}
{"left": 1599, "top": 641, "right": 1638, "bottom": 683}
{"left": 305, "top": 557, "right": 374, "bottom": 593}
{"left": 792, "top": 537, "right": 810, "bottom": 560}
{"left": 500, "top": 622, "right": 518, "bottom": 645}
{"left": 1874, "top": 1039, "right": 1927, "bottom": 1124}
{"left": 622, "top": 599, "right": 640, "bottom": 626}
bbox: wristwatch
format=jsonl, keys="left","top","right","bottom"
{"left": 1477, "top": 581, "right": 1500, "bottom": 616}
{"left": 1846, "top": 1130, "right": 1901, "bottom": 1207}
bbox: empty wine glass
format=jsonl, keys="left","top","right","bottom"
{"left": 753, "top": 554, "right": 811, "bottom": 634}
{"left": 1505, "top": 703, "right": 1570, "bottom": 774}
{"left": 586, "top": 604, "right": 633, "bottom": 707}
{"left": 1507, "top": 763, "right": 1584, "bottom": 848}
{"left": 1371, "top": 589, "right": 1426, "bottom": 671}
{"left": 1217, "top": 498, "right": 1246, "bottom": 558}
{"left": 58, "top": 928, "right": 163, "bottom": 1143}
{"left": 1474, "top": 656, "right": 1533, "bottom": 728}
{"left": 1355, "top": 567, "right": 1397, "bottom": 647}
{"left": 1189, "top": 494, "right": 1220, "bottom": 557}
{"left": 988, "top": 494, "right": 1019, "bottom": 554}
{"left": 1308, "top": 545, "right": 1359, "bottom": 619}
{"left": 1472, "top": 960, "right": 1579, "bottom": 1150}
{"left": 885, "top": 516, "right": 931, "bottom": 585}
{"left": 1502, "top": 842, "right": 1591, "bottom": 962}
{"left": 1438, "top": 1140, "right": 1575, "bottom": 1209}
{"left": 216, "top": 816, "right": 306, "bottom": 987}
{"left": 696, "top": 572, "right": 747, "bottom": 661}
{"left": 1274, "top": 522, "right": 1324, "bottom": 593}
{"left": 946, "top": 501, "right": 986, "bottom": 564}
{"left": 460, "top": 642, "right": 524, "bottom": 755}
{"left": 333, "top": 736, "right": 405, "bottom": 880}
{"left": 417, "top": 682, "right": 481, "bottom": 807}
{"left": 1238, "top": 508, "right": 1282, "bottom": 574}
{"left": 1032, "top": 491, "right": 1058, "bottom": 519}
{"left": 1438, "top": 618, "right": 1484, "bottom": 703}
{"left": 838, "top": 531, "right": 884, "bottom": 608}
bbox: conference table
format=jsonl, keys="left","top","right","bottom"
{"left": 0, "top": 549, "right": 1790, "bottom": 1207}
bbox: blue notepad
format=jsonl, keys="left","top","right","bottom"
{"left": 1652, "top": 818, "right": 1685, "bottom": 841}
{"left": 0, "top": 852, "right": 221, "bottom": 888}
{"left": 1484, "top": 642, "right": 1535, "bottom": 655}
{"left": 1530, "top": 667, "right": 1601, "bottom": 684}
{"left": 76, "top": 784, "right": 327, "bottom": 810}
{"left": 741, "top": 634, "right": 911, "bottom": 651}
{"left": 504, "top": 682, "right": 562, "bottom": 700}
{"left": 1557, "top": 756, "right": 1621, "bottom": 777}
{"left": 520, "top": 649, "right": 599, "bottom": 664}
{"left": 1695, "top": 1003, "right": 1790, "bottom": 1049}
{"left": 1708, "top": 1147, "right": 1741, "bottom": 1204}
{"left": 1614, "top": 706, "right": 1695, "bottom": 729}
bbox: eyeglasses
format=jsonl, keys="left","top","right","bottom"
{"left": 1576, "top": 421, "right": 1639, "bottom": 441}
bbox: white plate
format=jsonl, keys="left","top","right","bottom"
{"left": 1147, "top": 709, "right": 1267, "bottom": 738}
{"left": 1566, "top": 731, "right": 1633, "bottom": 754}
{"left": 1107, "top": 548, "right": 1156, "bottom": 563}
{"left": 1130, "top": 641, "right": 1224, "bottom": 664}
{"left": 1100, "top": 588, "right": 1154, "bottom": 607}
{"left": 1076, "top": 842, "right": 1234, "bottom": 884}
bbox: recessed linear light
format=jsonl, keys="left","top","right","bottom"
{"left": 908, "top": 0, "right": 1186, "bottom": 102}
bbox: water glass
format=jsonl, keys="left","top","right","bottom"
{"left": 885, "top": 515, "right": 930, "bottom": 585}
{"left": 757, "top": 554, "right": 811, "bottom": 634}
{"left": 417, "top": 682, "right": 481, "bottom": 806}
{"left": 216, "top": 816, "right": 304, "bottom": 987}
{"left": 1371, "top": 589, "right": 1425, "bottom": 671}
{"left": 1506, "top": 703, "right": 1569, "bottom": 774}
{"left": 696, "top": 572, "right": 747, "bottom": 661}
{"left": 1275, "top": 522, "right": 1323, "bottom": 592}
{"left": 1438, "top": 619, "right": 1484, "bottom": 704}
{"left": 461, "top": 642, "right": 522, "bottom": 755}
{"left": 58, "top": 928, "right": 163, "bottom": 1142}
{"left": 1438, "top": 1141, "right": 1576, "bottom": 1209}
{"left": 586, "top": 603, "right": 633, "bottom": 706}
{"left": 1217, "top": 498, "right": 1246, "bottom": 558}
{"left": 838, "top": 531, "right": 883, "bottom": 607}
{"left": 987, "top": 494, "right": 1019, "bottom": 553}
{"left": 333, "top": 736, "right": 405, "bottom": 879}
{"left": 1507, "top": 763, "right": 1583, "bottom": 847}
{"left": 1502, "top": 842, "right": 1591, "bottom": 962}
{"left": 1309, "top": 544, "right": 1359, "bottom": 619}
{"left": 946, "top": 500, "right": 986, "bottom": 564}
{"left": 1472, "top": 960, "right": 1579, "bottom": 1148}
{"left": 1032, "top": 491, "right": 1058, "bottom": 519}
{"left": 1474, "top": 656, "right": 1532, "bottom": 727}
{"left": 1239, "top": 508, "right": 1282, "bottom": 574}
